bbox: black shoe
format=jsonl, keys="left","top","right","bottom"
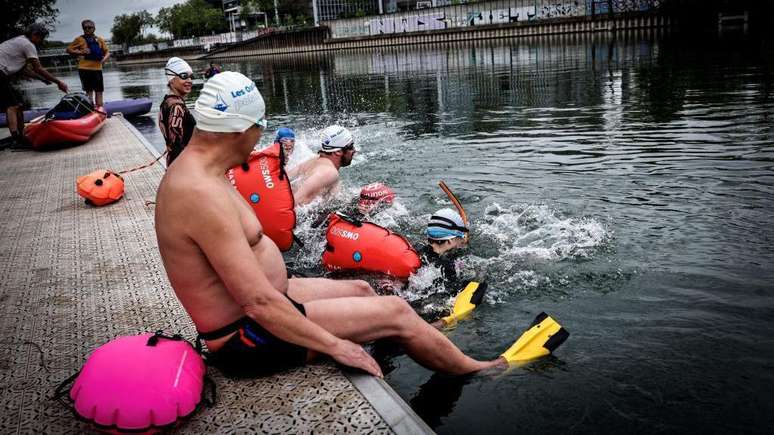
{"left": 10, "top": 132, "right": 31, "bottom": 149}
{"left": 0, "top": 135, "right": 15, "bottom": 149}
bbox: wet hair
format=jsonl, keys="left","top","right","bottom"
{"left": 25, "top": 23, "right": 49, "bottom": 38}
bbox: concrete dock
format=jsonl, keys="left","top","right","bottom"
{"left": 0, "top": 117, "right": 431, "bottom": 434}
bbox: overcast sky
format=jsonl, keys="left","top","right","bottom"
{"left": 51, "top": 0, "right": 186, "bottom": 42}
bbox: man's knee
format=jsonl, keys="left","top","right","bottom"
{"left": 382, "top": 296, "right": 419, "bottom": 338}
{"left": 352, "top": 280, "right": 376, "bottom": 297}
{"left": 384, "top": 296, "right": 415, "bottom": 320}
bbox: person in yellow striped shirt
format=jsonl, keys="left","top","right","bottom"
{"left": 66, "top": 20, "right": 109, "bottom": 107}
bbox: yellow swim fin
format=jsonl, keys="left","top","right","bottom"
{"left": 501, "top": 312, "right": 569, "bottom": 364}
{"left": 441, "top": 281, "right": 488, "bottom": 326}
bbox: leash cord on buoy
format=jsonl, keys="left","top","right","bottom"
{"left": 118, "top": 150, "right": 168, "bottom": 175}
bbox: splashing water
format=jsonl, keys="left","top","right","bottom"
{"left": 479, "top": 203, "right": 609, "bottom": 261}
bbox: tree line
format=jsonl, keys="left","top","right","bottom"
{"left": 111, "top": 0, "right": 313, "bottom": 47}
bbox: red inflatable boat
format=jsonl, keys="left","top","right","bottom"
{"left": 24, "top": 93, "right": 107, "bottom": 151}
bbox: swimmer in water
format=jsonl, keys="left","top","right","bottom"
{"left": 417, "top": 208, "right": 469, "bottom": 289}
{"left": 290, "top": 125, "right": 357, "bottom": 206}
{"left": 274, "top": 127, "right": 295, "bottom": 159}
{"left": 155, "top": 71, "right": 519, "bottom": 378}
{"left": 356, "top": 182, "right": 396, "bottom": 217}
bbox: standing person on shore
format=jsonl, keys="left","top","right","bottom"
{"left": 203, "top": 62, "right": 221, "bottom": 79}
{"left": 66, "top": 20, "right": 109, "bottom": 107}
{"left": 158, "top": 57, "right": 196, "bottom": 166}
{"left": 0, "top": 24, "right": 68, "bottom": 148}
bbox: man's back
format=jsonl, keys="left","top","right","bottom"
{"left": 293, "top": 157, "right": 340, "bottom": 205}
{"left": 0, "top": 36, "right": 37, "bottom": 75}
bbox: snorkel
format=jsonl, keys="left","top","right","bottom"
{"left": 438, "top": 180, "right": 469, "bottom": 244}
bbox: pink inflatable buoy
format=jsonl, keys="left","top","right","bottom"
{"left": 61, "top": 332, "right": 209, "bottom": 431}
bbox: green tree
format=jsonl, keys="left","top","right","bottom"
{"left": 156, "top": 0, "right": 227, "bottom": 39}
{"left": 3, "top": 0, "right": 58, "bottom": 40}
{"left": 111, "top": 11, "right": 154, "bottom": 46}
{"left": 240, "top": 0, "right": 274, "bottom": 26}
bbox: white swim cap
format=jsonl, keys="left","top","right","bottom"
{"left": 194, "top": 71, "right": 266, "bottom": 133}
{"left": 320, "top": 125, "right": 354, "bottom": 152}
{"left": 164, "top": 57, "right": 192, "bottom": 82}
{"left": 427, "top": 208, "right": 469, "bottom": 240}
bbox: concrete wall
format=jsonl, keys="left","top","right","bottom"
{"left": 323, "top": 0, "right": 660, "bottom": 39}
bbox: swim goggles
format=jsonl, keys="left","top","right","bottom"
{"left": 165, "top": 69, "right": 196, "bottom": 80}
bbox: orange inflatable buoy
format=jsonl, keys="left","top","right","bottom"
{"left": 322, "top": 213, "right": 421, "bottom": 279}
{"left": 76, "top": 170, "right": 125, "bottom": 206}
{"left": 226, "top": 142, "right": 297, "bottom": 251}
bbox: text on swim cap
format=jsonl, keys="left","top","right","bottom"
{"left": 230, "top": 83, "right": 256, "bottom": 98}
{"left": 362, "top": 190, "right": 391, "bottom": 199}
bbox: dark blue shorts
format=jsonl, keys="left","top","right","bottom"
{"left": 201, "top": 297, "right": 308, "bottom": 378}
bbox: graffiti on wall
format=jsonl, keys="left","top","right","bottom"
{"left": 336, "top": 0, "right": 661, "bottom": 39}
{"left": 467, "top": 7, "right": 537, "bottom": 26}
{"left": 589, "top": 0, "right": 660, "bottom": 14}
{"left": 370, "top": 14, "right": 446, "bottom": 35}
{"left": 614, "top": 0, "right": 660, "bottom": 12}
{"left": 539, "top": 2, "right": 582, "bottom": 18}
{"left": 373, "top": 6, "right": 538, "bottom": 35}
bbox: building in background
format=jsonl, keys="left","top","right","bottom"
{"left": 224, "top": 0, "right": 314, "bottom": 29}
{"left": 312, "top": 0, "right": 449, "bottom": 25}
{"left": 313, "top": 0, "right": 382, "bottom": 23}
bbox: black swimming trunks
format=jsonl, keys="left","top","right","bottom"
{"left": 197, "top": 296, "right": 308, "bottom": 378}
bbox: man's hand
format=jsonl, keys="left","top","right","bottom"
{"left": 330, "top": 339, "right": 383, "bottom": 378}
{"left": 57, "top": 81, "right": 68, "bottom": 93}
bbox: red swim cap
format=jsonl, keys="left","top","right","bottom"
{"left": 358, "top": 182, "right": 395, "bottom": 214}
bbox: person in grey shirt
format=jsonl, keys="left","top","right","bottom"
{"left": 0, "top": 24, "right": 68, "bottom": 147}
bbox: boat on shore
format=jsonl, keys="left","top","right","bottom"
{"left": 0, "top": 98, "right": 151, "bottom": 127}
{"left": 24, "top": 93, "right": 108, "bottom": 150}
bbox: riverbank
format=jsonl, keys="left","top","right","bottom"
{"left": 117, "top": 10, "right": 667, "bottom": 65}
{"left": 0, "top": 117, "right": 431, "bottom": 434}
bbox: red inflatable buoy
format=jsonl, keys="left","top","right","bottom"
{"left": 322, "top": 213, "right": 421, "bottom": 279}
{"left": 76, "top": 170, "right": 124, "bottom": 206}
{"left": 226, "top": 142, "right": 296, "bottom": 251}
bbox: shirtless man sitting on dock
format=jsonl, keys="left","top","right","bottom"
{"left": 155, "top": 72, "right": 508, "bottom": 378}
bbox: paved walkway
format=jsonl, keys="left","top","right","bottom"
{"left": 0, "top": 117, "right": 431, "bottom": 434}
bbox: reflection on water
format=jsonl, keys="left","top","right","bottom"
{"left": 15, "top": 30, "right": 774, "bottom": 433}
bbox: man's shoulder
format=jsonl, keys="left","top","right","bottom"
{"left": 12, "top": 36, "right": 37, "bottom": 54}
{"left": 311, "top": 157, "right": 339, "bottom": 175}
{"left": 163, "top": 166, "right": 213, "bottom": 195}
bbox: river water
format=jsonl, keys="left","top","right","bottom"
{"left": 17, "top": 29, "right": 774, "bottom": 433}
